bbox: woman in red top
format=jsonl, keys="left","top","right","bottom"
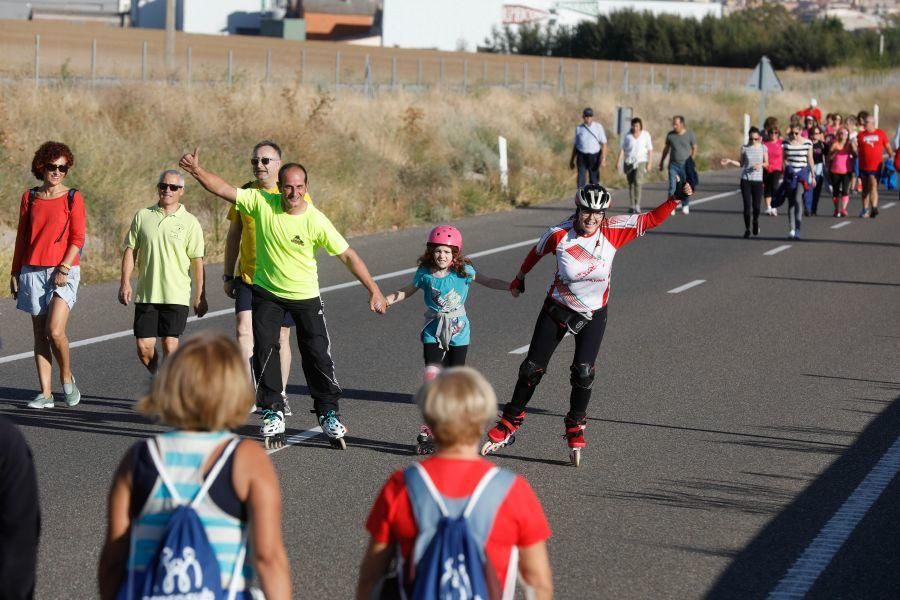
{"left": 10, "top": 141, "right": 86, "bottom": 409}
{"left": 356, "top": 368, "right": 553, "bottom": 600}
{"left": 763, "top": 127, "right": 784, "bottom": 216}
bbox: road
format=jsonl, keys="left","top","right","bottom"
{"left": 2, "top": 168, "right": 899, "bottom": 599}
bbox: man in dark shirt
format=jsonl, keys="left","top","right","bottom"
{"left": 0, "top": 417, "right": 41, "bottom": 599}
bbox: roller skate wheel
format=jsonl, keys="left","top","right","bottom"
{"left": 330, "top": 437, "right": 347, "bottom": 450}
{"left": 569, "top": 448, "right": 582, "bottom": 467}
{"left": 480, "top": 441, "right": 494, "bottom": 456}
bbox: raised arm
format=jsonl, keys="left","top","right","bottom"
{"left": 336, "top": 247, "right": 388, "bottom": 314}
{"left": 385, "top": 283, "right": 418, "bottom": 306}
{"left": 178, "top": 147, "right": 239, "bottom": 203}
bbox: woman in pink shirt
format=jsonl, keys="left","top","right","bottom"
{"left": 763, "top": 127, "right": 784, "bottom": 216}
{"left": 10, "top": 141, "right": 86, "bottom": 409}
{"left": 828, "top": 128, "right": 855, "bottom": 217}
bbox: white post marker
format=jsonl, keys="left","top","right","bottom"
{"left": 874, "top": 103, "right": 879, "bottom": 128}
{"left": 667, "top": 280, "right": 705, "bottom": 294}
{"left": 764, "top": 245, "right": 791, "bottom": 256}
{"left": 498, "top": 136, "right": 509, "bottom": 193}
{"left": 830, "top": 221, "right": 851, "bottom": 230}
{"left": 743, "top": 113, "right": 750, "bottom": 144}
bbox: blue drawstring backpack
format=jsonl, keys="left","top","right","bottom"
{"left": 118, "top": 438, "right": 249, "bottom": 600}
{"left": 399, "top": 463, "right": 516, "bottom": 600}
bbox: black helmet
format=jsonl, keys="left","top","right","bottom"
{"left": 575, "top": 184, "right": 611, "bottom": 211}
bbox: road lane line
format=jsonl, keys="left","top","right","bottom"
{"left": 510, "top": 344, "right": 530, "bottom": 355}
{"left": 882, "top": 202, "right": 896, "bottom": 209}
{"left": 266, "top": 426, "right": 324, "bottom": 455}
{"left": 667, "top": 280, "right": 706, "bottom": 294}
{"left": 768, "top": 436, "right": 900, "bottom": 600}
{"left": 830, "top": 221, "right": 851, "bottom": 230}
{"left": 686, "top": 189, "right": 740, "bottom": 206}
{"left": 0, "top": 188, "right": 738, "bottom": 364}
{"left": 0, "top": 238, "right": 541, "bottom": 365}
{"left": 764, "top": 245, "right": 792, "bottom": 256}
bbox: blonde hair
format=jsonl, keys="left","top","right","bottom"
{"left": 417, "top": 367, "right": 497, "bottom": 447}
{"left": 138, "top": 332, "right": 254, "bottom": 431}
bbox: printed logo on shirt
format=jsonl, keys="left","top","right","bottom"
{"left": 291, "top": 235, "right": 305, "bottom": 246}
{"left": 167, "top": 223, "right": 185, "bottom": 241}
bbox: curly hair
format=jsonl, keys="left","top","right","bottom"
{"left": 31, "top": 141, "right": 74, "bottom": 180}
{"left": 417, "top": 243, "right": 473, "bottom": 278}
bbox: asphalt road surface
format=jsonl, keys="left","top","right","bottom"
{"left": 2, "top": 169, "right": 899, "bottom": 599}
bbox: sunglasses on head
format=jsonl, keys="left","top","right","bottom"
{"left": 157, "top": 183, "right": 183, "bottom": 192}
{"left": 251, "top": 157, "right": 278, "bottom": 166}
{"left": 46, "top": 163, "right": 69, "bottom": 174}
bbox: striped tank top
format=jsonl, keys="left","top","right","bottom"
{"left": 130, "top": 431, "right": 255, "bottom": 594}
{"left": 783, "top": 138, "right": 813, "bottom": 170}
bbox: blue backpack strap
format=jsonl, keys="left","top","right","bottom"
{"left": 461, "top": 467, "right": 517, "bottom": 553}
{"left": 404, "top": 463, "right": 450, "bottom": 565}
{"left": 67, "top": 188, "right": 77, "bottom": 212}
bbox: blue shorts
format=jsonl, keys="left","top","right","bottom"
{"left": 235, "top": 280, "right": 294, "bottom": 327}
{"left": 859, "top": 170, "right": 880, "bottom": 178}
{"left": 15, "top": 265, "right": 80, "bottom": 316}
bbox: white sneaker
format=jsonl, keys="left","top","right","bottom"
{"left": 772, "top": 207, "right": 778, "bottom": 217}
{"left": 682, "top": 205, "right": 690, "bottom": 215}
{"left": 788, "top": 229, "right": 796, "bottom": 239}
{"left": 671, "top": 209, "right": 676, "bottom": 216}
{"left": 27, "top": 393, "right": 55, "bottom": 409}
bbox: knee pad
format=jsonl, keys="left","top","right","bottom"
{"left": 517, "top": 359, "right": 545, "bottom": 387}
{"left": 570, "top": 363, "right": 595, "bottom": 390}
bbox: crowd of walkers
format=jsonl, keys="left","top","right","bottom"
{"left": 3, "top": 98, "right": 895, "bottom": 597}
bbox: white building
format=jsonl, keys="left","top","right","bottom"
{"left": 132, "top": 0, "right": 280, "bottom": 35}
{"left": 382, "top": 0, "right": 721, "bottom": 51}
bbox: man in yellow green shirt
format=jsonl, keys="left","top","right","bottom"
{"left": 223, "top": 140, "right": 311, "bottom": 414}
{"left": 118, "top": 170, "right": 208, "bottom": 373}
{"left": 179, "top": 147, "right": 386, "bottom": 449}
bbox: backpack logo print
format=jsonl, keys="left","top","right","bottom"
{"left": 156, "top": 546, "right": 208, "bottom": 597}
{"left": 440, "top": 555, "right": 480, "bottom": 599}
{"left": 291, "top": 235, "right": 304, "bottom": 246}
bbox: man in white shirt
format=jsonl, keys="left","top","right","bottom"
{"left": 569, "top": 107, "right": 607, "bottom": 188}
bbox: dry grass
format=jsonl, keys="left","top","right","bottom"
{"left": 1, "top": 80, "right": 897, "bottom": 295}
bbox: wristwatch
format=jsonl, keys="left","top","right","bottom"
{"left": 222, "top": 274, "right": 235, "bottom": 282}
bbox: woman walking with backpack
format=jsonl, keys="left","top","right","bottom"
{"left": 98, "top": 332, "right": 290, "bottom": 600}
{"left": 356, "top": 368, "right": 553, "bottom": 600}
{"left": 10, "top": 141, "right": 86, "bottom": 409}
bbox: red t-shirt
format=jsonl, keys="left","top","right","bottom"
{"left": 365, "top": 457, "right": 551, "bottom": 594}
{"left": 856, "top": 129, "right": 890, "bottom": 172}
{"left": 11, "top": 189, "right": 86, "bottom": 273}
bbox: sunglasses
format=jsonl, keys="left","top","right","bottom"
{"left": 46, "top": 163, "right": 69, "bottom": 173}
{"left": 750, "top": 136, "right": 761, "bottom": 141}
{"left": 251, "top": 157, "right": 279, "bottom": 166}
{"left": 580, "top": 208, "right": 606, "bottom": 216}
{"left": 157, "top": 183, "right": 184, "bottom": 192}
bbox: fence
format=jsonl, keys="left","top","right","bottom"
{"left": 3, "top": 21, "right": 899, "bottom": 96}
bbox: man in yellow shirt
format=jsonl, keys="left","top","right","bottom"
{"left": 224, "top": 140, "right": 308, "bottom": 415}
{"left": 118, "top": 170, "right": 208, "bottom": 373}
{"left": 179, "top": 148, "right": 387, "bottom": 450}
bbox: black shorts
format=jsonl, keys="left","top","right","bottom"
{"left": 235, "top": 280, "right": 294, "bottom": 327}
{"left": 133, "top": 303, "right": 189, "bottom": 339}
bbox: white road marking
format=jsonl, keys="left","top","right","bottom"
{"left": 768, "top": 435, "right": 900, "bottom": 599}
{"left": 0, "top": 238, "right": 542, "bottom": 365}
{"left": 510, "top": 344, "right": 530, "bottom": 355}
{"left": 882, "top": 202, "right": 896, "bottom": 209}
{"left": 667, "top": 279, "right": 706, "bottom": 294}
{"left": 0, "top": 189, "right": 738, "bottom": 364}
{"left": 764, "top": 245, "right": 792, "bottom": 256}
{"left": 830, "top": 221, "right": 851, "bottom": 230}
{"left": 266, "top": 425, "right": 324, "bottom": 455}
{"left": 686, "top": 189, "right": 740, "bottom": 206}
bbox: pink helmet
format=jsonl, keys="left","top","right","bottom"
{"left": 427, "top": 225, "right": 462, "bottom": 252}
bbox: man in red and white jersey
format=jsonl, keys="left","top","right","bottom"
{"left": 482, "top": 182, "right": 691, "bottom": 466}
{"left": 856, "top": 115, "right": 893, "bottom": 218}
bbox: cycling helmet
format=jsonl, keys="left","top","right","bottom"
{"left": 428, "top": 225, "right": 462, "bottom": 251}
{"left": 574, "top": 184, "right": 611, "bottom": 211}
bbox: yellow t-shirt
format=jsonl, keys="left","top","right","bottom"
{"left": 235, "top": 188, "right": 348, "bottom": 300}
{"left": 226, "top": 181, "right": 313, "bottom": 284}
{"left": 124, "top": 204, "right": 205, "bottom": 305}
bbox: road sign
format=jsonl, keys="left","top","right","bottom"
{"left": 746, "top": 56, "right": 783, "bottom": 128}
{"left": 746, "top": 56, "right": 783, "bottom": 92}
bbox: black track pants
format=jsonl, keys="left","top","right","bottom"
{"left": 507, "top": 304, "right": 607, "bottom": 420}
{"left": 251, "top": 286, "right": 341, "bottom": 416}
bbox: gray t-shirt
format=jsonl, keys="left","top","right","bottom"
{"left": 740, "top": 144, "right": 767, "bottom": 181}
{"left": 666, "top": 130, "right": 697, "bottom": 165}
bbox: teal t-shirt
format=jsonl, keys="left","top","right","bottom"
{"left": 413, "top": 264, "right": 476, "bottom": 346}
